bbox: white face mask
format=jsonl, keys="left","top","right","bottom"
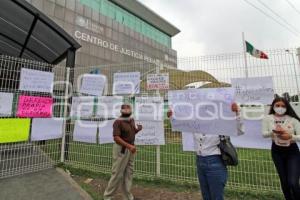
{"left": 274, "top": 107, "right": 287, "bottom": 115}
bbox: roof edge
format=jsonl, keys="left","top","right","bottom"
{"left": 109, "top": 0, "right": 180, "bottom": 36}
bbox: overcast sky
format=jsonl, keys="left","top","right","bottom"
{"left": 139, "top": 0, "right": 300, "bottom": 57}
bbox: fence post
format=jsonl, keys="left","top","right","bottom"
{"left": 155, "top": 64, "right": 161, "bottom": 177}
{"left": 60, "top": 67, "right": 71, "bottom": 163}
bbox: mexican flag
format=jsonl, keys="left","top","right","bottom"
{"left": 245, "top": 41, "right": 268, "bottom": 59}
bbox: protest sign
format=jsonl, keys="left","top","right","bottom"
{"left": 135, "top": 96, "right": 164, "bottom": 121}
{"left": 80, "top": 74, "right": 106, "bottom": 96}
{"left": 0, "top": 92, "right": 14, "bottom": 116}
{"left": 17, "top": 95, "right": 53, "bottom": 118}
{"left": 0, "top": 118, "right": 31, "bottom": 143}
{"left": 168, "top": 88, "right": 238, "bottom": 136}
{"left": 231, "top": 76, "right": 274, "bottom": 105}
{"left": 113, "top": 72, "right": 140, "bottom": 95}
{"left": 147, "top": 73, "right": 169, "bottom": 90}
{"left": 19, "top": 68, "right": 54, "bottom": 93}
{"left": 31, "top": 118, "right": 64, "bottom": 141}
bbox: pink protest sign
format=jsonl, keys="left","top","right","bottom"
{"left": 17, "top": 95, "right": 53, "bottom": 118}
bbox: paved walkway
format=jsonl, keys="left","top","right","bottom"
{"left": 0, "top": 168, "right": 92, "bottom": 200}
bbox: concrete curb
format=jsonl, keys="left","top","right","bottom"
{"left": 56, "top": 168, "right": 94, "bottom": 200}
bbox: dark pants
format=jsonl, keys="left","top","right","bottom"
{"left": 196, "top": 155, "right": 228, "bottom": 200}
{"left": 271, "top": 143, "right": 300, "bottom": 200}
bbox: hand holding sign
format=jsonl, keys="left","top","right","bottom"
{"left": 168, "top": 88, "right": 238, "bottom": 136}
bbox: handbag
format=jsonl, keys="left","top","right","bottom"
{"left": 218, "top": 135, "right": 239, "bottom": 166}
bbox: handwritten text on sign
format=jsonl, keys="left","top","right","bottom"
{"left": 135, "top": 96, "right": 164, "bottom": 121}
{"left": 80, "top": 74, "right": 106, "bottom": 96}
{"left": 17, "top": 95, "right": 53, "bottom": 118}
{"left": 113, "top": 72, "right": 140, "bottom": 95}
{"left": 147, "top": 73, "right": 169, "bottom": 90}
{"left": 98, "top": 120, "right": 165, "bottom": 145}
{"left": 19, "top": 68, "right": 54, "bottom": 93}
{"left": 231, "top": 76, "right": 274, "bottom": 105}
{"left": 70, "top": 96, "right": 94, "bottom": 118}
{"left": 135, "top": 120, "right": 165, "bottom": 145}
{"left": 96, "top": 96, "right": 123, "bottom": 118}
{"left": 168, "top": 88, "right": 238, "bottom": 136}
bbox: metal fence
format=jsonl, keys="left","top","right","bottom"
{"left": 1, "top": 48, "right": 300, "bottom": 196}
{"left": 0, "top": 55, "right": 67, "bottom": 178}
{"left": 64, "top": 48, "right": 300, "bottom": 196}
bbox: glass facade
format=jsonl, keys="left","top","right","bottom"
{"left": 27, "top": 0, "right": 177, "bottom": 69}
{"left": 79, "top": 0, "right": 172, "bottom": 48}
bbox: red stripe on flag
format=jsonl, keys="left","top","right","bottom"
{"left": 260, "top": 52, "right": 268, "bottom": 59}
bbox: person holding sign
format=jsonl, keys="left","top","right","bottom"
{"left": 262, "top": 97, "right": 300, "bottom": 200}
{"left": 167, "top": 103, "right": 241, "bottom": 200}
{"left": 103, "top": 104, "right": 142, "bottom": 200}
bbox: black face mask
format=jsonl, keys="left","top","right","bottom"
{"left": 121, "top": 113, "right": 132, "bottom": 118}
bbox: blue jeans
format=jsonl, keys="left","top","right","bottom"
{"left": 196, "top": 155, "right": 228, "bottom": 200}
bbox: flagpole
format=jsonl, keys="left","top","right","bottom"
{"left": 242, "top": 32, "right": 249, "bottom": 78}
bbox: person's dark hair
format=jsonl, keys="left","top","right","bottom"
{"left": 269, "top": 97, "right": 300, "bottom": 121}
{"left": 121, "top": 104, "right": 131, "bottom": 109}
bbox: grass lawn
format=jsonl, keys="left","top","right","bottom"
{"left": 60, "top": 164, "right": 283, "bottom": 200}
{"left": 42, "top": 128, "right": 283, "bottom": 199}
{"left": 57, "top": 139, "right": 282, "bottom": 197}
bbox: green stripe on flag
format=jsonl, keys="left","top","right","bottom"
{"left": 246, "top": 41, "right": 254, "bottom": 55}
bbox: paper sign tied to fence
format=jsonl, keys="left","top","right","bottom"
{"left": 168, "top": 88, "right": 238, "bottom": 136}
{"left": 98, "top": 120, "right": 165, "bottom": 145}
{"left": 0, "top": 92, "right": 14, "bottom": 116}
{"left": 17, "top": 95, "right": 53, "bottom": 118}
{"left": 113, "top": 72, "right": 140, "bottom": 95}
{"left": 80, "top": 74, "right": 106, "bottom": 96}
{"left": 147, "top": 73, "right": 169, "bottom": 90}
{"left": 0, "top": 118, "right": 31, "bottom": 143}
{"left": 31, "top": 118, "right": 64, "bottom": 141}
{"left": 96, "top": 96, "right": 123, "bottom": 118}
{"left": 231, "top": 76, "right": 274, "bottom": 105}
{"left": 73, "top": 120, "right": 98, "bottom": 143}
{"left": 99, "top": 120, "right": 115, "bottom": 144}
{"left": 19, "top": 68, "right": 54, "bottom": 93}
{"left": 70, "top": 96, "right": 94, "bottom": 118}
{"left": 135, "top": 96, "right": 164, "bottom": 121}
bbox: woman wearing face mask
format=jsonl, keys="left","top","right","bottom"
{"left": 262, "top": 97, "right": 300, "bottom": 200}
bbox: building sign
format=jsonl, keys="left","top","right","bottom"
{"left": 74, "top": 30, "right": 163, "bottom": 66}
{"left": 75, "top": 16, "right": 104, "bottom": 34}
